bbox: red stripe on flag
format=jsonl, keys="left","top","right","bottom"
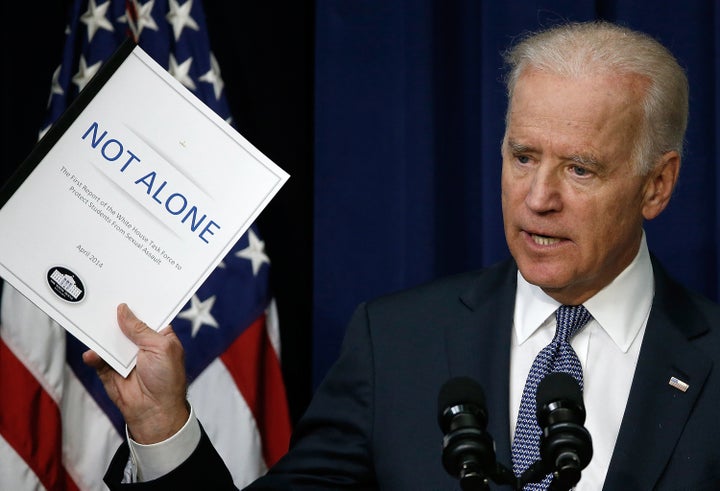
{"left": 0, "top": 338, "right": 79, "bottom": 491}
{"left": 220, "top": 315, "right": 292, "bottom": 467}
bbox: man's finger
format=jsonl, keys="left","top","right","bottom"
{"left": 81, "top": 348, "right": 119, "bottom": 390}
{"left": 81, "top": 349, "right": 105, "bottom": 369}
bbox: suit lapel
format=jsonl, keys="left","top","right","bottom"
{"left": 604, "top": 258, "right": 712, "bottom": 490}
{"left": 444, "top": 259, "right": 518, "bottom": 476}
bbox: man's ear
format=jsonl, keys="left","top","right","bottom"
{"left": 642, "top": 151, "right": 681, "bottom": 220}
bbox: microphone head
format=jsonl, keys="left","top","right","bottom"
{"left": 536, "top": 372, "right": 585, "bottom": 426}
{"left": 437, "top": 376, "right": 487, "bottom": 432}
{"left": 437, "top": 376, "right": 498, "bottom": 481}
{"left": 536, "top": 372, "right": 593, "bottom": 480}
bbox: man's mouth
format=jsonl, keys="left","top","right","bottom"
{"left": 530, "top": 233, "right": 561, "bottom": 246}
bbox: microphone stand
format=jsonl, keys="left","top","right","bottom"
{"left": 457, "top": 461, "right": 517, "bottom": 491}
{"left": 449, "top": 447, "right": 581, "bottom": 490}
{"left": 516, "top": 456, "right": 581, "bottom": 491}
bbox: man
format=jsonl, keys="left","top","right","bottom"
{"left": 86, "top": 21, "right": 720, "bottom": 490}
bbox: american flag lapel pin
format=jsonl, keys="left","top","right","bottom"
{"left": 668, "top": 376, "right": 689, "bottom": 393}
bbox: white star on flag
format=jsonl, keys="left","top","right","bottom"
{"left": 169, "top": 53, "right": 196, "bottom": 89}
{"left": 166, "top": 0, "right": 199, "bottom": 40}
{"left": 236, "top": 228, "right": 270, "bottom": 275}
{"left": 80, "top": 0, "right": 114, "bottom": 42}
{"left": 118, "top": 0, "right": 158, "bottom": 40}
{"left": 72, "top": 55, "right": 103, "bottom": 92}
{"left": 199, "top": 53, "right": 224, "bottom": 100}
{"left": 48, "top": 65, "right": 64, "bottom": 106}
{"left": 177, "top": 294, "right": 219, "bottom": 337}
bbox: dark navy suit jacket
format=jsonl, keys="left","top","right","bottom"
{"left": 104, "top": 257, "right": 720, "bottom": 490}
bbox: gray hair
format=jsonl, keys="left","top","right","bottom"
{"left": 502, "top": 21, "right": 689, "bottom": 175}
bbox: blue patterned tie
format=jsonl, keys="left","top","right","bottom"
{"left": 511, "top": 304, "right": 592, "bottom": 489}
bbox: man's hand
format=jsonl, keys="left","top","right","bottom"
{"left": 82, "top": 303, "right": 189, "bottom": 444}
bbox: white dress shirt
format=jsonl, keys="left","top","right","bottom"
{"left": 129, "top": 234, "right": 655, "bottom": 487}
{"left": 125, "top": 404, "right": 201, "bottom": 482}
{"left": 510, "top": 233, "right": 653, "bottom": 489}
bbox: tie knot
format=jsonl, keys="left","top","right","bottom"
{"left": 555, "top": 304, "right": 591, "bottom": 341}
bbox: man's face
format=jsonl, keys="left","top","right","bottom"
{"left": 501, "top": 69, "right": 656, "bottom": 305}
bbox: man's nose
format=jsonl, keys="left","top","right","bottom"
{"left": 524, "top": 166, "right": 562, "bottom": 213}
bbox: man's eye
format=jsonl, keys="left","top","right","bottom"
{"left": 517, "top": 155, "right": 531, "bottom": 164}
{"left": 571, "top": 165, "right": 588, "bottom": 176}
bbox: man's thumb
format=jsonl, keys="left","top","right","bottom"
{"left": 117, "top": 303, "right": 154, "bottom": 342}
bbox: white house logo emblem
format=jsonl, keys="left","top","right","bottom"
{"left": 47, "top": 267, "right": 85, "bottom": 303}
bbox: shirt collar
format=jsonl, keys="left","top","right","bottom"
{"left": 514, "top": 232, "right": 654, "bottom": 352}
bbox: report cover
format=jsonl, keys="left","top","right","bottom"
{"left": 0, "top": 41, "right": 289, "bottom": 377}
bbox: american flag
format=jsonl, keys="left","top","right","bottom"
{"left": 0, "top": 1, "right": 291, "bottom": 489}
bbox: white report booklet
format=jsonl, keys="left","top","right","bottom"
{"left": 0, "top": 41, "right": 289, "bottom": 377}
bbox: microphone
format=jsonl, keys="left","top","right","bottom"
{"left": 535, "top": 372, "right": 593, "bottom": 490}
{"left": 437, "top": 376, "right": 516, "bottom": 490}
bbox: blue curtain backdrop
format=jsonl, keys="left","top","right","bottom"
{"left": 312, "top": 1, "right": 720, "bottom": 387}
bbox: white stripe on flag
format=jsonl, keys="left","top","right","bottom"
{"left": 0, "top": 435, "right": 44, "bottom": 491}
{"left": 189, "top": 357, "right": 268, "bottom": 489}
{"left": 61, "top": 368, "right": 123, "bottom": 491}
{"left": 1, "top": 285, "right": 65, "bottom": 403}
